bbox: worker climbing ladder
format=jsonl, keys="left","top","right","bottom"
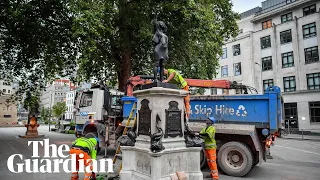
{"left": 111, "top": 101, "right": 137, "bottom": 177}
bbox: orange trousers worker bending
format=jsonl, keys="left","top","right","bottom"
{"left": 70, "top": 137, "right": 99, "bottom": 180}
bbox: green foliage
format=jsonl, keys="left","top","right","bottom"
{"left": 71, "top": 0, "right": 240, "bottom": 91}
{"left": 1, "top": 0, "right": 77, "bottom": 97}
{"left": 52, "top": 102, "right": 67, "bottom": 119}
{"left": 23, "top": 91, "right": 40, "bottom": 114}
{"left": 67, "top": 130, "right": 75, "bottom": 134}
{"left": 41, "top": 107, "right": 51, "bottom": 122}
{"left": 70, "top": 121, "right": 76, "bottom": 126}
{"left": 1, "top": 0, "right": 240, "bottom": 94}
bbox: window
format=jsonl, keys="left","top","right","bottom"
{"left": 284, "top": 103, "right": 298, "bottom": 120}
{"left": 233, "top": 63, "right": 241, "bottom": 76}
{"left": 262, "top": 19, "right": 272, "bottom": 29}
{"left": 3, "top": 89, "right": 6, "bottom": 93}
{"left": 221, "top": 65, "right": 228, "bottom": 77}
{"left": 283, "top": 76, "right": 296, "bottom": 92}
{"left": 307, "top": 72, "right": 320, "bottom": 90}
{"left": 262, "top": 56, "right": 272, "bottom": 71}
{"left": 263, "top": 79, "right": 274, "bottom": 91}
{"left": 281, "top": 13, "right": 292, "bottom": 23}
{"left": 303, "top": 22, "right": 316, "bottom": 38}
{"left": 4, "top": 115, "right": 11, "bottom": 118}
{"left": 310, "top": 101, "right": 320, "bottom": 123}
{"left": 282, "top": 52, "right": 294, "bottom": 68}
{"left": 303, "top": 4, "right": 316, "bottom": 16}
{"left": 305, "top": 46, "right": 319, "bottom": 64}
{"left": 233, "top": 44, "right": 240, "bottom": 56}
{"left": 8, "top": 90, "right": 10, "bottom": 94}
{"left": 280, "top": 30, "right": 292, "bottom": 44}
{"left": 286, "top": 0, "right": 296, "bottom": 4}
{"left": 222, "top": 48, "right": 227, "bottom": 59}
{"left": 80, "top": 91, "right": 93, "bottom": 107}
{"left": 261, "top": 35, "right": 271, "bottom": 49}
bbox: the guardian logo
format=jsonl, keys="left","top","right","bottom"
{"left": 6, "top": 139, "right": 113, "bottom": 173}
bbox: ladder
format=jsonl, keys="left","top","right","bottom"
{"left": 112, "top": 101, "right": 137, "bottom": 176}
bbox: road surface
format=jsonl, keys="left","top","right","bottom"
{"left": 0, "top": 126, "right": 319, "bottom": 180}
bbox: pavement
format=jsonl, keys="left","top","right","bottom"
{"left": 283, "top": 134, "right": 320, "bottom": 141}
{"left": 1, "top": 125, "right": 320, "bottom": 180}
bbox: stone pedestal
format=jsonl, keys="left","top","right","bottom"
{"left": 19, "top": 117, "right": 44, "bottom": 138}
{"left": 120, "top": 87, "right": 203, "bottom": 180}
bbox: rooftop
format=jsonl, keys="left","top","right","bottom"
{"left": 239, "top": 0, "right": 307, "bottom": 19}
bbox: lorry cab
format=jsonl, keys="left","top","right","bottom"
{"left": 74, "top": 84, "right": 124, "bottom": 139}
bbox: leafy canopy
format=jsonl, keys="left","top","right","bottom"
{"left": 52, "top": 102, "right": 67, "bottom": 119}
{"left": 1, "top": 0, "right": 240, "bottom": 94}
{"left": 40, "top": 107, "right": 51, "bottom": 122}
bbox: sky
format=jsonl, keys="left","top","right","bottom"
{"left": 231, "top": 0, "right": 264, "bottom": 14}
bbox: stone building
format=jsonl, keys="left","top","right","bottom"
{"left": 206, "top": 0, "right": 320, "bottom": 131}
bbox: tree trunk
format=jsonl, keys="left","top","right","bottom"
{"left": 118, "top": 50, "right": 132, "bottom": 92}
{"left": 118, "top": 0, "right": 132, "bottom": 92}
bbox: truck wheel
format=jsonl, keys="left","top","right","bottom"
{"left": 85, "top": 132, "right": 101, "bottom": 153}
{"left": 217, "top": 141, "right": 253, "bottom": 177}
{"left": 200, "top": 148, "right": 207, "bottom": 169}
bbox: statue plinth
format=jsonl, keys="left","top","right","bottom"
{"left": 19, "top": 116, "right": 44, "bottom": 138}
{"left": 141, "top": 82, "right": 178, "bottom": 90}
{"left": 120, "top": 87, "right": 203, "bottom": 180}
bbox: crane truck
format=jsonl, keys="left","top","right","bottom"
{"left": 73, "top": 76, "right": 282, "bottom": 177}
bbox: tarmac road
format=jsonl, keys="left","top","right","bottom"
{"left": 0, "top": 125, "right": 319, "bottom": 180}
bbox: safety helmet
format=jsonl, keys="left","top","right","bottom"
{"left": 208, "top": 117, "right": 216, "bottom": 124}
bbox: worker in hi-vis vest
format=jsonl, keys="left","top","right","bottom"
{"left": 70, "top": 137, "right": 99, "bottom": 180}
{"left": 197, "top": 117, "right": 219, "bottom": 180}
{"left": 161, "top": 68, "right": 191, "bottom": 118}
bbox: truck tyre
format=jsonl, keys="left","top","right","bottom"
{"left": 200, "top": 148, "right": 207, "bottom": 169}
{"left": 217, "top": 141, "right": 253, "bottom": 177}
{"left": 85, "top": 132, "right": 101, "bottom": 153}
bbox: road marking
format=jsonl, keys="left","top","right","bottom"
{"left": 275, "top": 145, "right": 320, "bottom": 156}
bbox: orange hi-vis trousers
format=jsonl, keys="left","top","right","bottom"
{"left": 183, "top": 85, "right": 191, "bottom": 118}
{"left": 70, "top": 148, "right": 93, "bottom": 180}
{"left": 205, "top": 149, "right": 219, "bottom": 180}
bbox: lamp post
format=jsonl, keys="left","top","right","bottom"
{"left": 49, "top": 91, "right": 53, "bottom": 131}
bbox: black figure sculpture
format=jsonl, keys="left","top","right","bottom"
{"left": 153, "top": 20, "right": 168, "bottom": 82}
{"left": 150, "top": 114, "right": 165, "bottom": 153}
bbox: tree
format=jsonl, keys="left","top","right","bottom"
{"left": 1, "top": 0, "right": 240, "bottom": 94}
{"left": 72, "top": 0, "right": 240, "bottom": 91}
{"left": 0, "top": 0, "right": 77, "bottom": 98}
{"left": 40, "top": 107, "right": 51, "bottom": 122}
{"left": 23, "top": 91, "right": 40, "bottom": 115}
{"left": 52, "top": 102, "right": 67, "bottom": 120}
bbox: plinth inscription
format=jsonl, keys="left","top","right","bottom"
{"left": 138, "top": 99, "right": 151, "bottom": 136}
{"left": 165, "top": 101, "right": 183, "bottom": 138}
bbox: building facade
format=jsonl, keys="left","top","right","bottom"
{"left": 211, "top": 0, "right": 320, "bottom": 131}
{"left": 65, "top": 90, "right": 75, "bottom": 120}
{"left": 40, "top": 79, "right": 75, "bottom": 120}
{"left": 0, "top": 80, "right": 18, "bottom": 124}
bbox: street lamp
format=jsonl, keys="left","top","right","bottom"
{"left": 49, "top": 91, "right": 53, "bottom": 131}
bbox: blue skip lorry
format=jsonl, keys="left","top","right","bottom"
{"left": 73, "top": 81, "right": 282, "bottom": 177}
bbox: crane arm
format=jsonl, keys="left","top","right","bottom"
{"left": 126, "top": 76, "right": 253, "bottom": 96}
{"left": 184, "top": 79, "right": 231, "bottom": 89}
